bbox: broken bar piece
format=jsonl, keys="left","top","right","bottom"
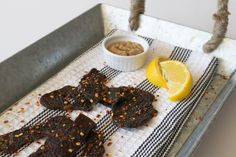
{"left": 112, "top": 87, "right": 158, "bottom": 128}
{"left": 29, "top": 114, "right": 97, "bottom": 157}
{"left": 81, "top": 131, "right": 105, "bottom": 157}
{"left": 40, "top": 69, "right": 108, "bottom": 112}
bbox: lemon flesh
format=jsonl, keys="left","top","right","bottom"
{"left": 146, "top": 57, "right": 167, "bottom": 88}
{"left": 160, "top": 61, "right": 193, "bottom": 101}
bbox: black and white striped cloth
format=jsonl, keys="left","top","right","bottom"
{"left": 0, "top": 30, "right": 217, "bottom": 157}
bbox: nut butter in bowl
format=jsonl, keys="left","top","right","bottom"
{"left": 102, "top": 35, "right": 149, "bottom": 71}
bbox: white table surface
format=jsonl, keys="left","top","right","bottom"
{"left": 0, "top": 1, "right": 236, "bottom": 157}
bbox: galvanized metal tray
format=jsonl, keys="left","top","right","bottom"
{"left": 0, "top": 4, "right": 236, "bottom": 157}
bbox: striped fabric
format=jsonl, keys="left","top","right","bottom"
{"left": 0, "top": 30, "right": 217, "bottom": 157}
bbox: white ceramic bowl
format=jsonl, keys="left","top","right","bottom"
{"left": 102, "top": 35, "right": 149, "bottom": 72}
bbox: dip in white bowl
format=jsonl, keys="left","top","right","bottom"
{"left": 102, "top": 35, "right": 149, "bottom": 72}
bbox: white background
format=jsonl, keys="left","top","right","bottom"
{"left": 0, "top": 0, "right": 236, "bottom": 156}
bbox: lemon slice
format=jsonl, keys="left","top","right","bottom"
{"left": 146, "top": 57, "right": 167, "bottom": 88}
{"left": 160, "top": 61, "right": 193, "bottom": 101}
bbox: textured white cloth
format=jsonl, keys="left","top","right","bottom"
{"left": 0, "top": 30, "right": 217, "bottom": 157}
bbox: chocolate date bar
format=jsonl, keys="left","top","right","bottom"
{"left": 30, "top": 131, "right": 104, "bottom": 157}
{"left": 40, "top": 69, "right": 108, "bottom": 112}
{"left": 0, "top": 116, "right": 69, "bottom": 154}
{"left": 80, "top": 69, "right": 107, "bottom": 87}
{"left": 29, "top": 114, "right": 98, "bottom": 157}
{"left": 0, "top": 124, "right": 45, "bottom": 154}
{"left": 0, "top": 114, "right": 98, "bottom": 156}
{"left": 0, "top": 116, "right": 73, "bottom": 154}
{"left": 79, "top": 68, "right": 107, "bottom": 104}
{"left": 40, "top": 86, "right": 94, "bottom": 112}
{"left": 112, "top": 87, "right": 158, "bottom": 128}
{"left": 81, "top": 131, "right": 105, "bottom": 157}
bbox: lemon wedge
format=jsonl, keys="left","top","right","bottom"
{"left": 146, "top": 57, "right": 193, "bottom": 101}
{"left": 146, "top": 57, "right": 167, "bottom": 88}
{"left": 160, "top": 60, "right": 192, "bottom": 101}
